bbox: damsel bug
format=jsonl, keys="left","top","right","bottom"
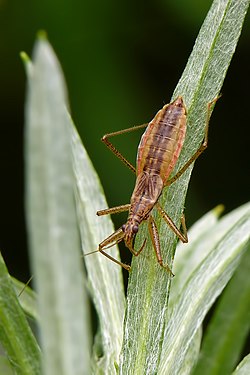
{"left": 96, "top": 96, "right": 218, "bottom": 272}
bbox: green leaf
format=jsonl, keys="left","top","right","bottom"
{"left": 169, "top": 205, "right": 224, "bottom": 308}
{"left": 24, "top": 36, "right": 91, "bottom": 375}
{"left": 11, "top": 277, "right": 38, "bottom": 321}
{"left": 0, "top": 253, "right": 40, "bottom": 374}
{"left": 167, "top": 203, "right": 250, "bottom": 374}
{"left": 192, "top": 240, "right": 250, "bottom": 375}
{"left": 168, "top": 203, "right": 250, "bottom": 373}
{"left": 170, "top": 203, "right": 250, "bottom": 307}
{"left": 0, "top": 355, "right": 15, "bottom": 375}
{"left": 233, "top": 354, "right": 250, "bottom": 375}
{"left": 71, "top": 118, "right": 125, "bottom": 373}
{"left": 181, "top": 328, "right": 203, "bottom": 375}
{"left": 158, "top": 204, "right": 250, "bottom": 374}
{"left": 120, "top": 0, "right": 250, "bottom": 373}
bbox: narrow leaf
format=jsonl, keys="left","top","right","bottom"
{"left": 71, "top": 119, "right": 125, "bottom": 373}
{"left": 11, "top": 277, "right": 38, "bottom": 321}
{"left": 158, "top": 204, "right": 250, "bottom": 374}
{"left": 24, "top": 35, "right": 90, "bottom": 375}
{"left": 233, "top": 354, "right": 250, "bottom": 375}
{"left": 120, "top": 1, "right": 250, "bottom": 373}
{"left": 170, "top": 205, "right": 224, "bottom": 308}
{"left": 192, "top": 240, "right": 250, "bottom": 375}
{"left": 171, "top": 203, "right": 249, "bottom": 306}
{"left": 0, "top": 253, "right": 40, "bottom": 374}
{"left": 180, "top": 328, "right": 203, "bottom": 375}
{"left": 0, "top": 355, "right": 16, "bottom": 375}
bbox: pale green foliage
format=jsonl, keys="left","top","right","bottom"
{"left": 24, "top": 38, "right": 90, "bottom": 375}
{"left": 120, "top": 1, "right": 250, "bottom": 373}
{"left": 233, "top": 354, "right": 250, "bottom": 375}
{"left": 0, "top": 253, "right": 40, "bottom": 375}
{"left": 0, "top": 0, "right": 249, "bottom": 374}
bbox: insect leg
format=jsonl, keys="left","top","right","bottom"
{"left": 165, "top": 96, "right": 220, "bottom": 187}
{"left": 102, "top": 123, "right": 148, "bottom": 174}
{"left": 98, "top": 227, "right": 131, "bottom": 271}
{"left": 128, "top": 238, "right": 147, "bottom": 257}
{"left": 99, "top": 249, "right": 131, "bottom": 271}
{"left": 97, "top": 204, "right": 130, "bottom": 216}
{"left": 156, "top": 203, "right": 188, "bottom": 243}
{"left": 17, "top": 275, "right": 34, "bottom": 297}
{"left": 148, "top": 216, "right": 174, "bottom": 276}
{"left": 180, "top": 213, "right": 188, "bottom": 241}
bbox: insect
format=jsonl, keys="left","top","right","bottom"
{"left": 97, "top": 96, "right": 218, "bottom": 272}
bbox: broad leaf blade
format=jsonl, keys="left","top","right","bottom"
{"left": 24, "top": 36, "right": 90, "bottom": 375}
{"left": 120, "top": 1, "right": 250, "bottom": 373}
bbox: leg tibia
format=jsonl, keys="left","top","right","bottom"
{"left": 97, "top": 204, "right": 130, "bottom": 216}
{"left": 102, "top": 123, "right": 147, "bottom": 174}
{"left": 165, "top": 96, "right": 220, "bottom": 187}
{"left": 156, "top": 203, "right": 188, "bottom": 243}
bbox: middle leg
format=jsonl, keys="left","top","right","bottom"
{"left": 156, "top": 203, "right": 188, "bottom": 243}
{"left": 148, "top": 215, "right": 174, "bottom": 276}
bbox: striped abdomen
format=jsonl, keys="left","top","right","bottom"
{"left": 137, "top": 96, "right": 187, "bottom": 183}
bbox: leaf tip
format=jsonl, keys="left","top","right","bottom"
{"left": 20, "top": 51, "right": 30, "bottom": 64}
{"left": 37, "top": 30, "right": 48, "bottom": 41}
{"left": 20, "top": 51, "right": 33, "bottom": 76}
{"left": 213, "top": 204, "right": 225, "bottom": 218}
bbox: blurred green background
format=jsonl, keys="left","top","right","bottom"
{"left": 0, "top": 0, "right": 249, "bottom": 281}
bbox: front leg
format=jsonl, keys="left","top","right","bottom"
{"left": 165, "top": 96, "right": 220, "bottom": 187}
{"left": 102, "top": 123, "right": 147, "bottom": 174}
{"left": 98, "top": 227, "right": 131, "bottom": 271}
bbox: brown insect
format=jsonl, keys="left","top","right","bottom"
{"left": 96, "top": 96, "right": 218, "bottom": 272}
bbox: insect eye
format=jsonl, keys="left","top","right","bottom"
{"left": 122, "top": 224, "right": 126, "bottom": 232}
{"left": 132, "top": 225, "right": 139, "bottom": 234}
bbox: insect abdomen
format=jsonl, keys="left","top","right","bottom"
{"left": 137, "top": 96, "right": 187, "bottom": 182}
